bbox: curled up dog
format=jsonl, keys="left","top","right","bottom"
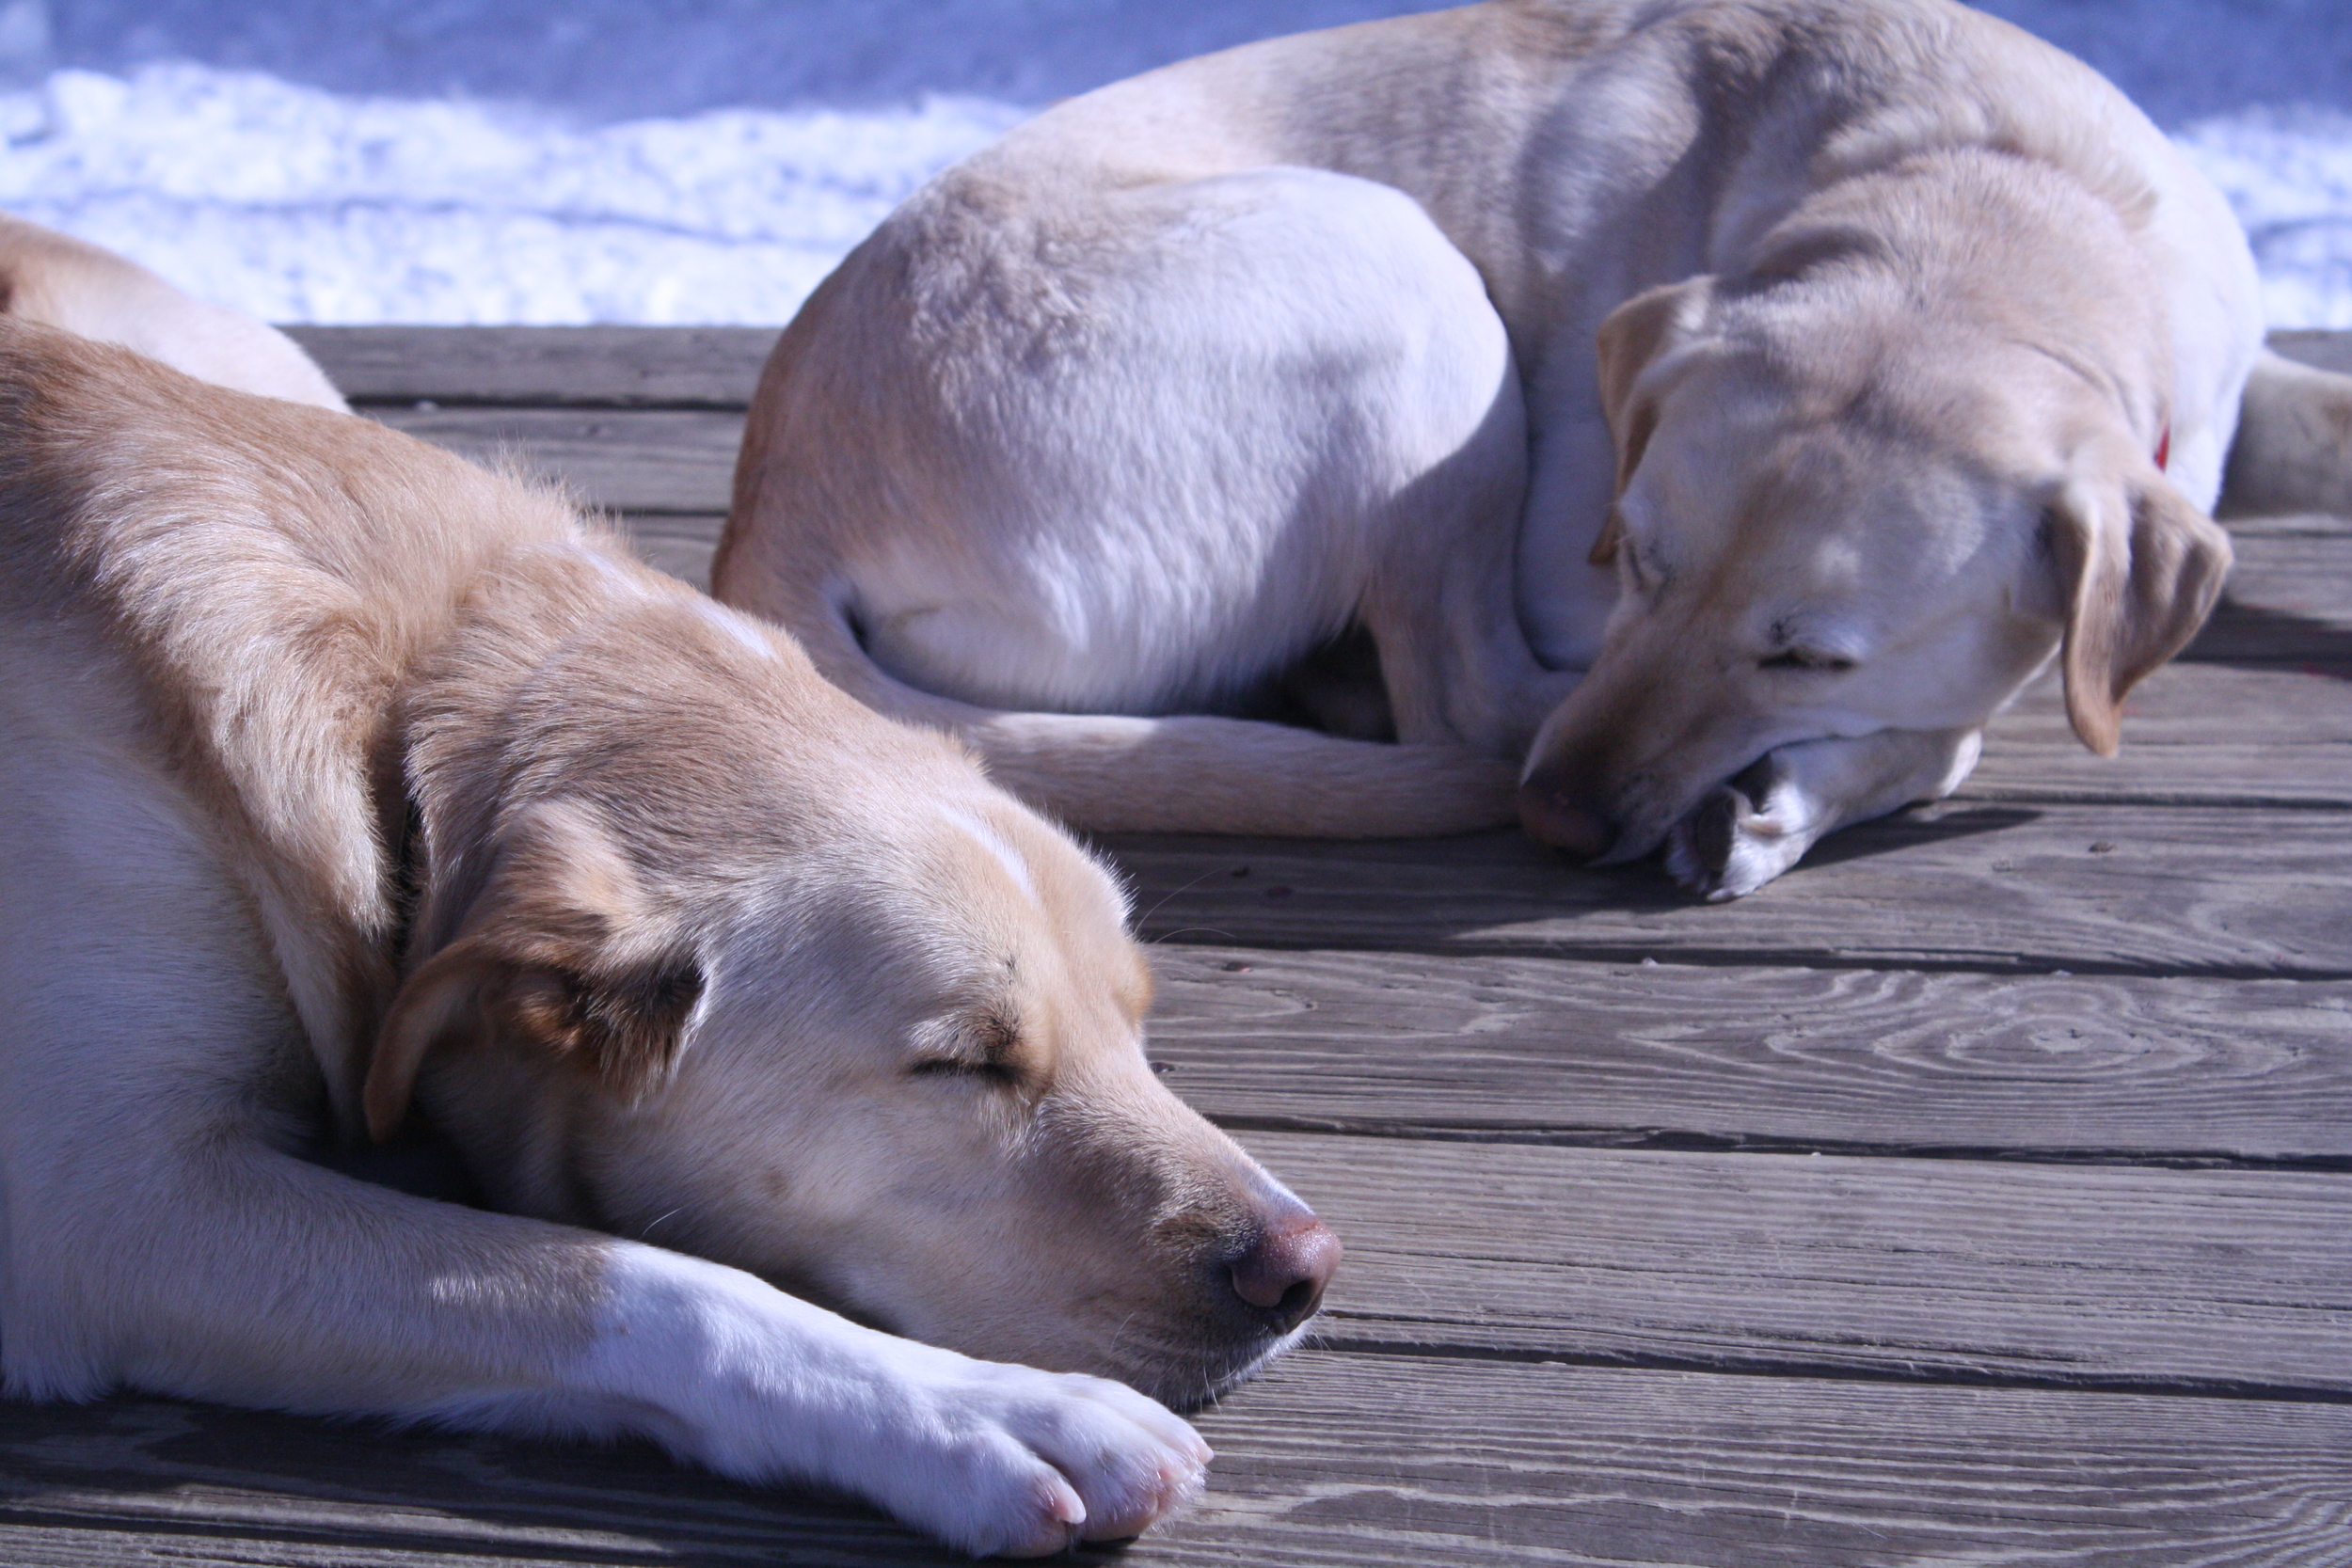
{"left": 714, "top": 0, "right": 2352, "bottom": 897}
{"left": 0, "top": 270, "right": 1336, "bottom": 1553}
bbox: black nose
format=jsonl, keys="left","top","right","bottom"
{"left": 1228, "top": 1214, "right": 1341, "bottom": 1330}
{"left": 1518, "top": 768, "right": 1614, "bottom": 862}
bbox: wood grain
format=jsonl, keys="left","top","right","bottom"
{"left": 1104, "top": 801, "right": 2352, "bottom": 977}
{"left": 364, "top": 405, "right": 745, "bottom": 515}
{"left": 1973, "top": 660, "right": 2352, "bottom": 803}
{"left": 1232, "top": 1131, "right": 2352, "bottom": 1392}
{"left": 8, "top": 1356, "right": 2347, "bottom": 1568}
{"left": 1143, "top": 945, "right": 2352, "bottom": 1160}
{"left": 1177, "top": 1352, "right": 2352, "bottom": 1568}
{"left": 284, "top": 325, "right": 778, "bottom": 407}
{"left": 2187, "top": 532, "right": 2352, "bottom": 665}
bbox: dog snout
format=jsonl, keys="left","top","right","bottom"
{"left": 1518, "top": 765, "right": 1615, "bottom": 863}
{"left": 1226, "top": 1211, "right": 1341, "bottom": 1330}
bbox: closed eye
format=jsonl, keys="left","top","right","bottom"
{"left": 908, "top": 1056, "right": 1018, "bottom": 1085}
{"left": 907, "top": 1005, "right": 1024, "bottom": 1085}
{"left": 1758, "top": 647, "right": 1855, "bottom": 673}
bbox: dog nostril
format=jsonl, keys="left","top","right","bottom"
{"left": 1518, "top": 774, "right": 1613, "bottom": 863}
{"left": 1228, "top": 1216, "right": 1341, "bottom": 1328}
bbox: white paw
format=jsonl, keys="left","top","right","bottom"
{"left": 882, "top": 1356, "right": 1213, "bottom": 1557}
{"left": 1663, "top": 753, "right": 1819, "bottom": 901}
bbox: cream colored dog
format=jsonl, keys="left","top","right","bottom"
{"left": 0, "top": 277, "right": 1339, "bottom": 1550}
{"left": 715, "top": 0, "right": 2348, "bottom": 897}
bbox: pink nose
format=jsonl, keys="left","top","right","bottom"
{"left": 1229, "top": 1214, "right": 1341, "bottom": 1329}
{"left": 1518, "top": 769, "right": 1613, "bottom": 862}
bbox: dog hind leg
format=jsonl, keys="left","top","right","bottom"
{"left": 2219, "top": 349, "right": 2352, "bottom": 519}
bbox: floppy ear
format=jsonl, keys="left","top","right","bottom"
{"left": 363, "top": 801, "right": 704, "bottom": 1141}
{"left": 1588, "top": 277, "right": 1716, "bottom": 564}
{"left": 2046, "top": 469, "right": 2233, "bottom": 756}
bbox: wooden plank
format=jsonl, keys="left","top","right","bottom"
{"left": 2185, "top": 531, "right": 2352, "bottom": 665}
{"left": 284, "top": 325, "right": 778, "bottom": 407}
{"left": 2269, "top": 327, "right": 2352, "bottom": 377}
{"left": 1237, "top": 1132, "right": 2352, "bottom": 1392}
{"left": 1180, "top": 1353, "right": 2352, "bottom": 1568}
{"left": 8, "top": 1354, "right": 2346, "bottom": 1567}
{"left": 1144, "top": 945, "right": 2352, "bottom": 1161}
{"left": 1971, "top": 659, "right": 2352, "bottom": 803}
{"left": 0, "top": 1391, "right": 931, "bottom": 1567}
{"left": 2222, "top": 509, "right": 2352, "bottom": 538}
{"left": 363, "top": 405, "right": 744, "bottom": 515}
{"left": 282, "top": 321, "right": 2346, "bottom": 407}
{"left": 1104, "top": 800, "right": 2352, "bottom": 976}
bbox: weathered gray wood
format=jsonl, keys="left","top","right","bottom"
{"left": 2220, "top": 509, "right": 2352, "bottom": 537}
{"left": 8, "top": 1354, "right": 2347, "bottom": 1568}
{"left": 281, "top": 321, "right": 2348, "bottom": 407}
{"left": 2268, "top": 328, "right": 2352, "bottom": 378}
{"left": 365, "top": 405, "right": 745, "bottom": 515}
{"left": 1193, "top": 1354, "right": 2352, "bottom": 1568}
{"left": 1232, "top": 1131, "right": 2352, "bottom": 1392}
{"left": 1144, "top": 944, "right": 2352, "bottom": 1160}
{"left": 2186, "top": 532, "right": 2352, "bottom": 665}
{"left": 1105, "top": 800, "right": 2352, "bottom": 977}
{"left": 284, "top": 325, "right": 779, "bottom": 407}
{"left": 1972, "top": 660, "right": 2352, "bottom": 803}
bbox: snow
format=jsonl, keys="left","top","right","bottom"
{"left": 0, "top": 65, "right": 1022, "bottom": 324}
{"left": 0, "top": 1, "right": 2344, "bottom": 326}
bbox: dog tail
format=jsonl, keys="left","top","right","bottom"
{"left": 764, "top": 580, "right": 1518, "bottom": 837}
{"left": 2221, "top": 347, "right": 2352, "bottom": 519}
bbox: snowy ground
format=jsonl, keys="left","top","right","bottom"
{"left": 0, "top": 1, "right": 2344, "bottom": 325}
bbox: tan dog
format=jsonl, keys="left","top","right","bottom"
{"left": 714, "top": 0, "right": 2348, "bottom": 897}
{"left": 0, "top": 309, "right": 1339, "bottom": 1556}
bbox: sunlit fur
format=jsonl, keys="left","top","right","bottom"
{"left": 713, "top": 0, "right": 2280, "bottom": 896}
{"left": 0, "top": 304, "right": 1321, "bottom": 1557}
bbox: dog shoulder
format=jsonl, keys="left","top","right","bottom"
{"left": 0, "top": 320, "right": 590, "bottom": 1127}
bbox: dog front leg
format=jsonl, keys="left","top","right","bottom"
{"left": 1662, "top": 727, "right": 1983, "bottom": 900}
{"left": 5, "top": 1138, "right": 1206, "bottom": 1557}
{"left": 1362, "top": 384, "right": 1585, "bottom": 757}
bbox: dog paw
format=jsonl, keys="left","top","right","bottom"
{"left": 881, "top": 1356, "right": 1212, "bottom": 1557}
{"left": 1663, "top": 752, "right": 1816, "bottom": 901}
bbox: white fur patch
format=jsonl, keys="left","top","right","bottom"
{"left": 938, "top": 804, "right": 1037, "bottom": 903}
{"left": 694, "top": 596, "right": 778, "bottom": 659}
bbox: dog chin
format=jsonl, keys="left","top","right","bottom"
{"left": 1117, "top": 1317, "right": 1321, "bottom": 1413}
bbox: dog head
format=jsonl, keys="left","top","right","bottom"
{"left": 364, "top": 561, "right": 1335, "bottom": 1406}
{"left": 1519, "top": 166, "right": 2231, "bottom": 865}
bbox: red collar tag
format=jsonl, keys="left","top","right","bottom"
{"left": 2154, "top": 424, "right": 2170, "bottom": 471}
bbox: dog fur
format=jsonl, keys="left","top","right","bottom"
{"left": 0, "top": 304, "right": 1341, "bottom": 1555}
{"left": 712, "top": 0, "right": 2348, "bottom": 896}
{"left": 0, "top": 213, "right": 346, "bottom": 411}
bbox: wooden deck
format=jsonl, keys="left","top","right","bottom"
{"left": 4, "top": 325, "right": 2348, "bottom": 1566}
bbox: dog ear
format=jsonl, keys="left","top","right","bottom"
{"left": 363, "top": 801, "right": 704, "bottom": 1141}
{"left": 2046, "top": 468, "right": 2233, "bottom": 756}
{"left": 1589, "top": 277, "right": 1715, "bottom": 564}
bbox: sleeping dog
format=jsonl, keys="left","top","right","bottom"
{"left": 713, "top": 0, "right": 2350, "bottom": 896}
{"left": 0, "top": 275, "right": 1335, "bottom": 1554}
